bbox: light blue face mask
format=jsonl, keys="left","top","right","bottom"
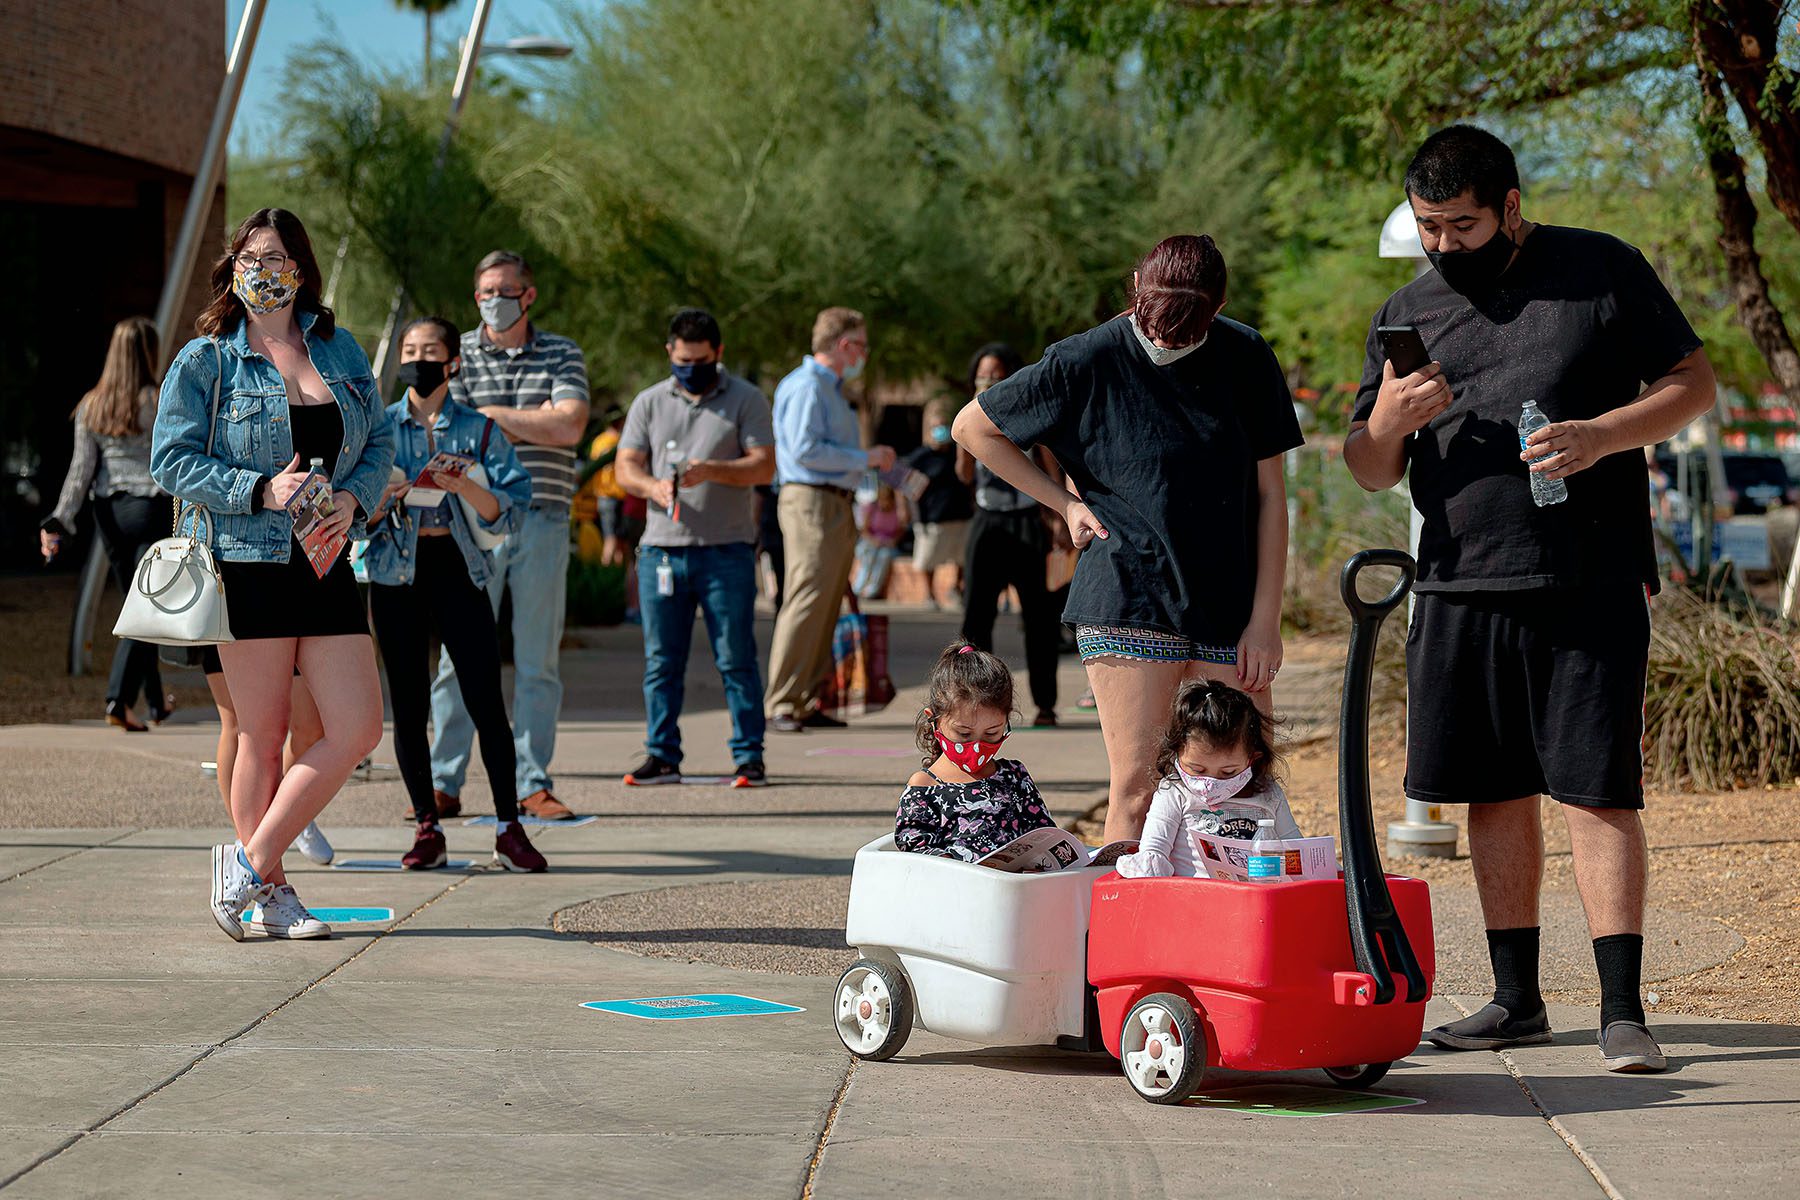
{"left": 841, "top": 355, "right": 866, "bottom": 381}
{"left": 929, "top": 423, "right": 951, "bottom": 445}
{"left": 1130, "top": 314, "right": 1206, "bottom": 366}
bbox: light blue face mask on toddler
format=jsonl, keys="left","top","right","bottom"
{"left": 1175, "top": 763, "right": 1253, "bottom": 804}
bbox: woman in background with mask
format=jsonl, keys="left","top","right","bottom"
{"left": 362, "top": 317, "right": 544, "bottom": 873}
{"left": 152, "top": 207, "right": 394, "bottom": 940}
{"left": 955, "top": 344, "right": 1064, "bottom": 729}
{"left": 900, "top": 399, "right": 974, "bottom": 610}
{"left": 953, "top": 235, "right": 1303, "bottom": 844}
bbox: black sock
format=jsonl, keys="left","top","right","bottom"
{"left": 1486, "top": 927, "right": 1543, "bottom": 1016}
{"left": 1593, "top": 933, "right": 1646, "bottom": 1027}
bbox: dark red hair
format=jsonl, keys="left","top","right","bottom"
{"left": 1131, "top": 234, "right": 1227, "bottom": 346}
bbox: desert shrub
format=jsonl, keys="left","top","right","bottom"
{"left": 1644, "top": 589, "right": 1800, "bottom": 790}
{"left": 567, "top": 560, "right": 627, "bottom": 627}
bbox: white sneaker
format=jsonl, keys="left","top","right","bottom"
{"left": 210, "top": 842, "right": 267, "bottom": 941}
{"left": 291, "top": 821, "right": 334, "bottom": 865}
{"left": 246, "top": 884, "right": 332, "bottom": 939}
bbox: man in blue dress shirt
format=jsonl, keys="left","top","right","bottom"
{"left": 764, "top": 307, "right": 896, "bottom": 731}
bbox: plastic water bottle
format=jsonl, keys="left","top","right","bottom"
{"left": 1518, "top": 401, "right": 1568, "bottom": 507}
{"left": 1247, "top": 819, "right": 1286, "bottom": 882}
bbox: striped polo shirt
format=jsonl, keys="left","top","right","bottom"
{"left": 449, "top": 324, "right": 590, "bottom": 508}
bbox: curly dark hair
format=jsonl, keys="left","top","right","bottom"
{"left": 914, "top": 640, "right": 1016, "bottom": 767}
{"left": 1155, "top": 680, "right": 1282, "bottom": 792}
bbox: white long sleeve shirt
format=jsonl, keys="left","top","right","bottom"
{"left": 1114, "top": 775, "right": 1302, "bottom": 879}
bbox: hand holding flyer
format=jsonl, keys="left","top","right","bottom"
{"left": 977, "top": 828, "right": 1141, "bottom": 873}
{"left": 284, "top": 470, "right": 348, "bottom": 579}
{"left": 405, "top": 451, "right": 476, "bottom": 508}
{"left": 1189, "top": 830, "right": 1338, "bottom": 882}
{"left": 878, "top": 462, "right": 929, "bottom": 502}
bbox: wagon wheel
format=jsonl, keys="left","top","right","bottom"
{"left": 1119, "top": 992, "right": 1205, "bottom": 1104}
{"left": 1322, "top": 1061, "right": 1391, "bottom": 1089}
{"left": 834, "top": 958, "right": 913, "bottom": 1061}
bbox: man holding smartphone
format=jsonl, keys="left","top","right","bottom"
{"left": 1345, "top": 126, "right": 1716, "bottom": 1073}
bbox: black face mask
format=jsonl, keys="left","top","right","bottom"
{"left": 398, "top": 360, "right": 450, "bottom": 395}
{"left": 1426, "top": 222, "right": 1519, "bottom": 294}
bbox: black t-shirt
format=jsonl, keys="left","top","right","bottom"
{"left": 1354, "top": 225, "right": 1702, "bottom": 594}
{"left": 978, "top": 314, "right": 1302, "bottom": 644}
{"left": 902, "top": 444, "right": 974, "bottom": 523}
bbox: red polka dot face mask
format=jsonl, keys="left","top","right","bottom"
{"left": 935, "top": 727, "right": 1007, "bottom": 774}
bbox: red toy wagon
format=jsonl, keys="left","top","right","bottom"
{"left": 836, "top": 550, "right": 1435, "bottom": 1106}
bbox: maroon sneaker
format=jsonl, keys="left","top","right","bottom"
{"left": 494, "top": 824, "right": 548, "bottom": 873}
{"left": 402, "top": 822, "right": 447, "bottom": 870}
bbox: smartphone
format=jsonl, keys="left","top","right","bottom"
{"left": 1377, "top": 325, "right": 1432, "bottom": 377}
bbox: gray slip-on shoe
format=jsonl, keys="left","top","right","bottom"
{"left": 1599, "top": 1020, "right": 1668, "bottom": 1072}
{"left": 1425, "top": 1002, "right": 1554, "bottom": 1051}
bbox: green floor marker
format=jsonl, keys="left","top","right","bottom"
{"left": 1185, "top": 1083, "right": 1422, "bottom": 1117}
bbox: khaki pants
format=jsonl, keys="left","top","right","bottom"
{"left": 764, "top": 485, "right": 858, "bottom": 717}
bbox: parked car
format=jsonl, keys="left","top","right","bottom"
{"left": 1655, "top": 451, "right": 1797, "bottom": 515}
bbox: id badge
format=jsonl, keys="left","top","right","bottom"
{"left": 656, "top": 558, "right": 675, "bottom": 597}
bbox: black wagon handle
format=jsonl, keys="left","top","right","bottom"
{"left": 1336, "top": 548, "right": 1429, "bottom": 1006}
{"left": 1339, "top": 547, "right": 1416, "bottom": 624}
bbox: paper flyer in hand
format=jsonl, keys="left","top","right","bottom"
{"left": 285, "top": 472, "right": 346, "bottom": 580}
{"left": 978, "top": 828, "right": 1140, "bottom": 873}
{"left": 1189, "top": 831, "right": 1338, "bottom": 883}
{"left": 405, "top": 451, "right": 475, "bottom": 508}
{"left": 877, "top": 463, "right": 930, "bottom": 502}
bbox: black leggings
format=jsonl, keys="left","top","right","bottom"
{"left": 960, "top": 507, "right": 1060, "bottom": 713}
{"left": 95, "top": 494, "right": 167, "bottom": 711}
{"left": 370, "top": 536, "right": 517, "bottom": 823}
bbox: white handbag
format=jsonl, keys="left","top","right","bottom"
{"left": 113, "top": 340, "right": 234, "bottom": 647}
{"left": 461, "top": 418, "right": 505, "bottom": 551}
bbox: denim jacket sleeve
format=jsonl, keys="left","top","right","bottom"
{"left": 331, "top": 335, "right": 395, "bottom": 534}
{"left": 150, "top": 339, "right": 261, "bottom": 514}
{"left": 477, "top": 418, "right": 533, "bottom": 535}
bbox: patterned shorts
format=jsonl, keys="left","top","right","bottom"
{"left": 1075, "top": 624, "right": 1238, "bottom": 665}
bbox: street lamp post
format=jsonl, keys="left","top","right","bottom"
{"left": 367, "top": 19, "right": 575, "bottom": 391}
{"left": 1376, "top": 200, "right": 1460, "bottom": 860}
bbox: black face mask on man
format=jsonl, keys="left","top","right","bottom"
{"left": 1426, "top": 220, "right": 1519, "bottom": 294}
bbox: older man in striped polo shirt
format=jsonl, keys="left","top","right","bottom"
{"left": 431, "top": 249, "right": 590, "bottom": 822}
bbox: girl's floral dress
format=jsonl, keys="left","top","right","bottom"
{"left": 894, "top": 759, "right": 1054, "bottom": 861}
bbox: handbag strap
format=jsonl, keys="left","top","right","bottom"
{"left": 479, "top": 417, "right": 495, "bottom": 457}
{"left": 174, "top": 338, "right": 225, "bottom": 543}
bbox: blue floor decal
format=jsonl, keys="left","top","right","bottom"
{"left": 243, "top": 906, "right": 394, "bottom": 924}
{"left": 581, "top": 994, "right": 806, "bottom": 1020}
{"left": 332, "top": 860, "right": 475, "bottom": 872}
{"left": 461, "top": 815, "right": 598, "bottom": 828}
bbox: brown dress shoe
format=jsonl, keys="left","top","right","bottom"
{"left": 433, "top": 790, "right": 462, "bottom": 819}
{"left": 518, "top": 790, "right": 574, "bottom": 820}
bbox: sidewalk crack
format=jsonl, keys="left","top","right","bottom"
{"left": 0, "top": 829, "right": 141, "bottom": 887}
{"left": 1445, "top": 996, "right": 1626, "bottom": 1200}
{"left": 799, "top": 1055, "right": 857, "bottom": 1199}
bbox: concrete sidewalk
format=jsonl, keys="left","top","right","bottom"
{"left": 2, "top": 606, "right": 1796, "bottom": 1198}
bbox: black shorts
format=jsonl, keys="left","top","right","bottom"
{"left": 1405, "top": 584, "right": 1649, "bottom": 810}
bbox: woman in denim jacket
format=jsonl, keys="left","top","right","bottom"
{"left": 151, "top": 208, "right": 394, "bottom": 941}
{"left": 363, "top": 317, "right": 546, "bottom": 873}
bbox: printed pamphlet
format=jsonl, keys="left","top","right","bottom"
{"left": 404, "top": 451, "right": 476, "bottom": 508}
{"left": 1189, "top": 831, "right": 1338, "bottom": 882}
{"left": 877, "top": 463, "right": 930, "bottom": 502}
{"left": 285, "top": 471, "right": 346, "bottom": 580}
{"left": 978, "top": 828, "right": 1141, "bottom": 874}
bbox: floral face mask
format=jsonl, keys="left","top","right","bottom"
{"left": 233, "top": 263, "right": 301, "bottom": 315}
{"left": 1175, "top": 762, "right": 1254, "bottom": 805}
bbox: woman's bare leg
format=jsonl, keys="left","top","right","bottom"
{"left": 216, "top": 639, "right": 299, "bottom": 888}
{"left": 1088, "top": 656, "right": 1191, "bottom": 843}
{"left": 286, "top": 675, "right": 324, "bottom": 769}
{"left": 205, "top": 670, "right": 238, "bottom": 812}
{"left": 241, "top": 634, "right": 381, "bottom": 877}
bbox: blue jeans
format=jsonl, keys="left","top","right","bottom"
{"left": 639, "top": 542, "right": 765, "bottom": 767}
{"left": 431, "top": 505, "right": 569, "bottom": 800}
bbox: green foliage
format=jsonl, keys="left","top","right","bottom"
{"left": 566, "top": 559, "right": 627, "bottom": 627}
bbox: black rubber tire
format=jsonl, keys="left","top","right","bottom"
{"left": 1322, "top": 1061, "right": 1392, "bottom": 1089}
{"left": 1119, "top": 992, "right": 1206, "bottom": 1105}
{"left": 833, "top": 958, "right": 913, "bottom": 1061}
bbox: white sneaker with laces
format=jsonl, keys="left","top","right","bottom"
{"left": 246, "top": 884, "right": 333, "bottom": 939}
{"left": 291, "top": 821, "right": 334, "bottom": 865}
{"left": 210, "top": 842, "right": 267, "bottom": 941}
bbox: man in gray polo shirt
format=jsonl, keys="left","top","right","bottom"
{"left": 431, "top": 249, "right": 590, "bottom": 822}
{"left": 615, "top": 308, "right": 776, "bottom": 787}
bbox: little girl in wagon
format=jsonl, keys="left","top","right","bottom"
{"left": 895, "top": 642, "right": 1055, "bottom": 860}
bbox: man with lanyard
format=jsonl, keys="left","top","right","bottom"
{"left": 1345, "top": 126, "right": 1715, "bottom": 1073}
{"left": 614, "top": 308, "right": 776, "bottom": 788}
{"left": 432, "top": 250, "right": 591, "bottom": 822}
{"left": 763, "top": 307, "right": 896, "bottom": 733}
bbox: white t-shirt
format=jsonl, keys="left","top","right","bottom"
{"left": 1114, "top": 775, "right": 1302, "bottom": 879}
